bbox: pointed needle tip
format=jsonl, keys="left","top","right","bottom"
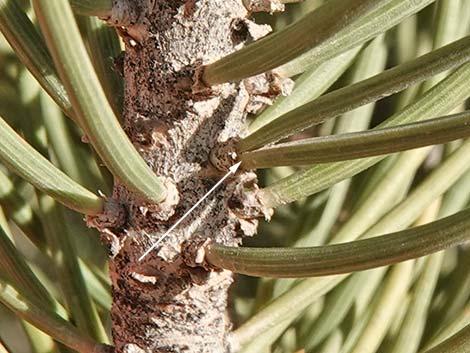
{"left": 229, "top": 161, "right": 242, "bottom": 173}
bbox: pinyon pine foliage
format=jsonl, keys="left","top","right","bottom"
{"left": 0, "top": 0, "right": 470, "bottom": 352}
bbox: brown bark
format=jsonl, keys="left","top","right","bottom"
{"left": 95, "top": 1, "right": 278, "bottom": 352}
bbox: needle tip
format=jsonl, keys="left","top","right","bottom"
{"left": 229, "top": 161, "right": 242, "bottom": 173}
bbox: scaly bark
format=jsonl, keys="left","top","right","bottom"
{"left": 94, "top": 1, "right": 280, "bottom": 352}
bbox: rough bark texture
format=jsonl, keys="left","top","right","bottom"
{"left": 95, "top": 1, "right": 279, "bottom": 352}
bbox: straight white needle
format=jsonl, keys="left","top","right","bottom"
{"left": 138, "top": 161, "right": 241, "bottom": 261}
